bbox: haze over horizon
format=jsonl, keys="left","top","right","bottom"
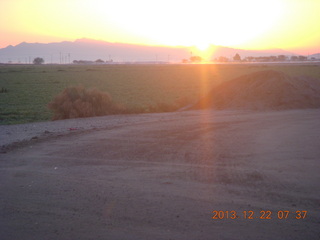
{"left": 1, "top": 0, "right": 320, "bottom": 56}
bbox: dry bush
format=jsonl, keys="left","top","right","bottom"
{"left": 48, "top": 86, "right": 126, "bottom": 120}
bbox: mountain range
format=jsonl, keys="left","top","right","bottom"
{"left": 0, "top": 38, "right": 310, "bottom": 64}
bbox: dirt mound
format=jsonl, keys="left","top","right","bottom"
{"left": 193, "top": 70, "right": 320, "bottom": 110}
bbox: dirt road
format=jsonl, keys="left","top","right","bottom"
{"left": 1, "top": 109, "right": 319, "bottom": 240}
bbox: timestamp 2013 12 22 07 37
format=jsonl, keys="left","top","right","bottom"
{"left": 211, "top": 210, "right": 308, "bottom": 220}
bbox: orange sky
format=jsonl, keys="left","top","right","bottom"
{"left": 1, "top": 0, "right": 319, "bottom": 54}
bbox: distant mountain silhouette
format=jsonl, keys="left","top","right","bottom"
{"left": 0, "top": 38, "right": 298, "bottom": 64}
{"left": 210, "top": 46, "right": 295, "bottom": 60}
{"left": 309, "top": 53, "right": 320, "bottom": 59}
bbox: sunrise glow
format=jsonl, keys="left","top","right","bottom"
{"left": 1, "top": 0, "right": 319, "bottom": 54}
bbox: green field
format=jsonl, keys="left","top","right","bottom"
{"left": 1, "top": 63, "right": 320, "bottom": 125}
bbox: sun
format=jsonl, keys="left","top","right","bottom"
{"left": 196, "top": 42, "right": 211, "bottom": 52}
{"left": 189, "top": 44, "right": 216, "bottom": 61}
{"left": 102, "top": 0, "right": 286, "bottom": 50}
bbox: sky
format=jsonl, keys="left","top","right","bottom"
{"left": 1, "top": 0, "right": 320, "bottom": 55}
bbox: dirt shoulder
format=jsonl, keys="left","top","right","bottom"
{"left": 1, "top": 109, "right": 319, "bottom": 240}
{"left": 0, "top": 112, "right": 180, "bottom": 152}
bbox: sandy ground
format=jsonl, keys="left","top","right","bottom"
{"left": 0, "top": 109, "right": 319, "bottom": 240}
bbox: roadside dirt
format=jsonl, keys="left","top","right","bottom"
{"left": 0, "top": 109, "right": 319, "bottom": 240}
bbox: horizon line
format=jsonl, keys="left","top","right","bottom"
{"left": 0, "top": 38, "right": 304, "bottom": 54}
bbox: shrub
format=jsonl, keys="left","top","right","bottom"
{"left": 48, "top": 86, "right": 126, "bottom": 120}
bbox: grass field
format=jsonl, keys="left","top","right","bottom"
{"left": 1, "top": 63, "right": 320, "bottom": 125}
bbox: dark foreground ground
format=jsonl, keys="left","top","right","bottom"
{"left": 0, "top": 109, "right": 319, "bottom": 240}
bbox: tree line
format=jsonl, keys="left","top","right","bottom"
{"left": 215, "top": 54, "right": 311, "bottom": 62}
